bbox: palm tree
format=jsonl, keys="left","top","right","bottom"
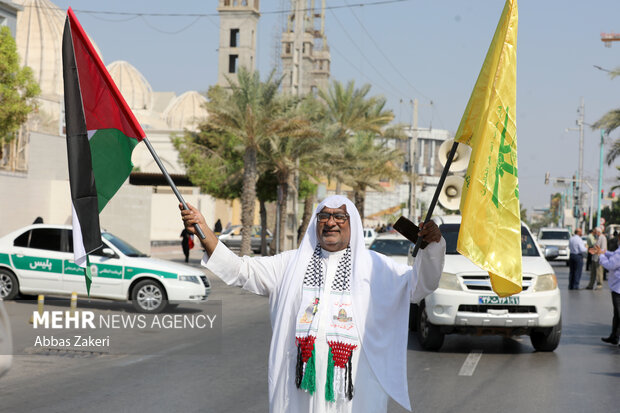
{"left": 259, "top": 94, "right": 322, "bottom": 250}
{"left": 318, "top": 80, "right": 395, "bottom": 192}
{"left": 206, "top": 68, "right": 282, "bottom": 256}
{"left": 592, "top": 66, "right": 620, "bottom": 167}
{"left": 339, "top": 131, "right": 405, "bottom": 221}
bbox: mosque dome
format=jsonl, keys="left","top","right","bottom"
{"left": 14, "top": 0, "right": 103, "bottom": 98}
{"left": 163, "top": 91, "right": 208, "bottom": 131}
{"left": 107, "top": 60, "right": 153, "bottom": 111}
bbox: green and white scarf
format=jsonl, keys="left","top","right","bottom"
{"left": 295, "top": 244, "right": 358, "bottom": 402}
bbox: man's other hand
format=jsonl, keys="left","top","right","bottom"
{"left": 419, "top": 221, "right": 441, "bottom": 244}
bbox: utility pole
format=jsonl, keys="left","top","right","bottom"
{"left": 597, "top": 129, "right": 606, "bottom": 227}
{"left": 566, "top": 98, "right": 585, "bottom": 230}
{"left": 576, "top": 98, "right": 585, "bottom": 230}
{"left": 408, "top": 99, "right": 418, "bottom": 221}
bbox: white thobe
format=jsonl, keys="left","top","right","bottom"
{"left": 202, "top": 238, "right": 445, "bottom": 413}
{"left": 308, "top": 248, "right": 388, "bottom": 413}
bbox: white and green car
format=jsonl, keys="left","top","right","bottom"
{"left": 0, "top": 224, "right": 210, "bottom": 313}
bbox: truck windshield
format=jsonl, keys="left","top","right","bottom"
{"left": 369, "top": 239, "right": 412, "bottom": 256}
{"left": 440, "top": 223, "right": 539, "bottom": 257}
{"left": 539, "top": 231, "right": 569, "bottom": 240}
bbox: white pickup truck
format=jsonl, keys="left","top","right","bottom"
{"left": 409, "top": 216, "right": 562, "bottom": 352}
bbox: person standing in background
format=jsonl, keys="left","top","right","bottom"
{"left": 586, "top": 228, "right": 607, "bottom": 290}
{"left": 589, "top": 243, "right": 620, "bottom": 346}
{"left": 568, "top": 228, "right": 586, "bottom": 290}
{"left": 586, "top": 228, "right": 596, "bottom": 271}
{"left": 607, "top": 231, "right": 619, "bottom": 252}
{"left": 180, "top": 228, "right": 192, "bottom": 263}
{"left": 214, "top": 219, "right": 223, "bottom": 234}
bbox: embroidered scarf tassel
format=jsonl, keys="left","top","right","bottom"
{"left": 346, "top": 351, "right": 354, "bottom": 400}
{"left": 325, "top": 350, "right": 336, "bottom": 402}
{"left": 296, "top": 336, "right": 317, "bottom": 394}
{"left": 300, "top": 348, "right": 316, "bottom": 394}
{"left": 326, "top": 341, "right": 357, "bottom": 402}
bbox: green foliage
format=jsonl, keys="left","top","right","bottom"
{"left": 520, "top": 206, "right": 529, "bottom": 225}
{"left": 601, "top": 197, "right": 620, "bottom": 226}
{"left": 592, "top": 66, "right": 620, "bottom": 169}
{"left": 172, "top": 113, "right": 243, "bottom": 200}
{"left": 0, "top": 26, "right": 40, "bottom": 157}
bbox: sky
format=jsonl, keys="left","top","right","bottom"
{"left": 50, "top": 0, "right": 620, "bottom": 216}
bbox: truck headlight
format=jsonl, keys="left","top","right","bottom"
{"left": 178, "top": 275, "right": 200, "bottom": 284}
{"left": 531, "top": 274, "right": 557, "bottom": 292}
{"left": 438, "top": 273, "right": 461, "bottom": 291}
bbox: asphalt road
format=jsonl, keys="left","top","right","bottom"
{"left": 1, "top": 253, "right": 619, "bottom": 413}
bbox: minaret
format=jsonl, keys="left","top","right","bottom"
{"left": 281, "top": 0, "right": 330, "bottom": 96}
{"left": 217, "top": 0, "right": 260, "bottom": 87}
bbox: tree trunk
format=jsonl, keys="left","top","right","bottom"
{"left": 354, "top": 189, "right": 366, "bottom": 223}
{"left": 297, "top": 192, "right": 315, "bottom": 246}
{"left": 240, "top": 147, "right": 257, "bottom": 256}
{"left": 259, "top": 199, "right": 269, "bottom": 256}
{"left": 278, "top": 180, "right": 289, "bottom": 251}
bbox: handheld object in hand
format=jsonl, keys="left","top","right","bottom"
{"left": 393, "top": 216, "right": 428, "bottom": 250}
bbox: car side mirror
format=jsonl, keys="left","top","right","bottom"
{"left": 102, "top": 248, "right": 117, "bottom": 258}
{"left": 544, "top": 246, "right": 559, "bottom": 261}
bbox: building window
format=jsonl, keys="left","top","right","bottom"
{"left": 230, "top": 28, "right": 240, "bottom": 47}
{"left": 285, "top": 43, "right": 291, "bottom": 54}
{"left": 228, "top": 54, "right": 238, "bottom": 73}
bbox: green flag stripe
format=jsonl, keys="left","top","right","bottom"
{"left": 88, "top": 128, "right": 139, "bottom": 212}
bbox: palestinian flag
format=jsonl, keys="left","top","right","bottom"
{"left": 62, "top": 8, "right": 145, "bottom": 294}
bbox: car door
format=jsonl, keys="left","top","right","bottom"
{"left": 63, "top": 231, "right": 124, "bottom": 298}
{"left": 11, "top": 228, "right": 65, "bottom": 293}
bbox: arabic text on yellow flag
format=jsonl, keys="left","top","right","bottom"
{"left": 454, "top": 0, "right": 521, "bottom": 297}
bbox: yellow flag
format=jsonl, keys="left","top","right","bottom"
{"left": 454, "top": 0, "right": 521, "bottom": 297}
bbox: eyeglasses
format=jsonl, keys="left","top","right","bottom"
{"left": 316, "top": 212, "right": 349, "bottom": 224}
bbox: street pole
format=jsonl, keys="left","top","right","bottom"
{"left": 596, "top": 129, "right": 605, "bottom": 227}
{"left": 577, "top": 97, "right": 585, "bottom": 229}
{"left": 567, "top": 99, "right": 586, "bottom": 229}
{"left": 408, "top": 99, "right": 418, "bottom": 221}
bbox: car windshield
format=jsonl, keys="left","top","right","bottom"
{"left": 539, "top": 231, "right": 569, "bottom": 240}
{"left": 369, "top": 238, "right": 412, "bottom": 256}
{"left": 102, "top": 233, "right": 148, "bottom": 257}
{"left": 440, "top": 223, "right": 539, "bottom": 257}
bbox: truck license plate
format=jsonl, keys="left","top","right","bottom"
{"left": 478, "top": 296, "right": 519, "bottom": 305}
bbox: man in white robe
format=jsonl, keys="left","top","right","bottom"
{"left": 181, "top": 195, "right": 445, "bottom": 412}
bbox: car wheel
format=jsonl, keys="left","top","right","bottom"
{"left": 417, "top": 301, "right": 444, "bottom": 351}
{"left": 530, "top": 318, "right": 562, "bottom": 352}
{"left": 131, "top": 279, "right": 167, "bottom": 314}
{"left": 0, "top": 269, "right": 19, "bottom": 300}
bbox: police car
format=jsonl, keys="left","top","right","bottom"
{"left": 0, "top": 225, "right": 210, "bottom": 313}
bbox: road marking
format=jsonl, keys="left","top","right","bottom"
{"left": 458, "top": 350, "right": 483, "bottom": 376}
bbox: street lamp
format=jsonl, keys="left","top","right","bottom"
{"left": 596, "top": 129, "right": 608, "bottom": 228}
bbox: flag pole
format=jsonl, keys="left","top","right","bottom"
{"left": 142, "top": 136, "right": 206, "bottom": 240}
{"left": 411, "top": 141, "right": 459, "bottom": 257}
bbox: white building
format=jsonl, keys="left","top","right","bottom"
{"left": 0, "top": 0, "right": 219, "bottom": 252}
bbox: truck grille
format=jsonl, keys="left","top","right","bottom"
{"left": 461, "top": 275, "right": 532, "bottom": 292}
{"left": 458, "top": 304, "right": 537, "bottom": 313}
